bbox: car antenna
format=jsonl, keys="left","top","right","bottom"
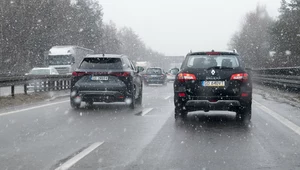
{"left": 102, "top": 53, "right": 105, "bottom": 57}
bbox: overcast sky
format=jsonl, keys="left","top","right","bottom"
{"left": 100, "top": 0, "right": 282, "bottom": 56}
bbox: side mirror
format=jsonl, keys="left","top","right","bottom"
{"left": 137, "top": 66, "right": 144, "bottom": 73}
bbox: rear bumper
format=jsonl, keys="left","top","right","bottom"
{"left": 185, "top": 100, "right": 241, "bottom": 111}
{"left": 72, "top": 90, "right": 128, "bottom": 103}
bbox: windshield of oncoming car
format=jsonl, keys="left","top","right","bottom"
{"left": 186, "top": 55, "right": 240, "bottom": 69}
{"left": 29, "top": 69, "right": 50, "bottom": 75}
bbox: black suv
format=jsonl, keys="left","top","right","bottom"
{"left": 70, "top": 54, "right": 144, "bottom": 109}
{"left": 174, "top": 51, "right": 252, "bottom": 122}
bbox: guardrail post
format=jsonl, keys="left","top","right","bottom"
{"left": 11, "top": 85, "right": 15, "bottom": 97}
{"left": 24, "top": 84, "right": 27, "bottom": 95}
{"left": 64, "top": 80, "right": 67, "bottom": 89}
{"left": 44, "top": 81, "right": 47, "bottom": 92}
{"left": 34, "top": 81, "right": 37, "bottom": 93}
{"left": 47, "top": 81, "right": 51, "bottom": 91}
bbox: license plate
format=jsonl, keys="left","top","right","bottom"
{"left": 202, "top": 81, "right": 225, "bottom": 87}
{"left": 91, "top": 76, "right": 108, "bottom": 81}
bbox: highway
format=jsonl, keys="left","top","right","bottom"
{"left": 0, "top": 84, "right": 300, "bottom": 170}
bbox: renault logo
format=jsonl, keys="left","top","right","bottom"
{"left": 211, "top": 69, "right": 216, "bottom": 75}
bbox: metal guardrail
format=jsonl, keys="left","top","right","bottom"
{"left": 252, "top": 67, "right": 300, "bottom": 89}
{"left": 0, "top": 75, "right": 71, "bottom": 97}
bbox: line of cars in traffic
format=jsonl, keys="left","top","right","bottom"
{"left": 70, "top": 50, "right": 252, "bottom": 123}
{"left": 26, "top": 49, "right": 253, "bottom": 123}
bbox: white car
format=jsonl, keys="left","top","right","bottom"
{"left": 26, "top": 67, "right": 59, "bottom": 75}
{"left": 25, "top": 67, "right": 59, "bottom": 91}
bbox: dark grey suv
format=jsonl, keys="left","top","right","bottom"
{"left": 70, "top": 54, "right": 144, "bottom": 109}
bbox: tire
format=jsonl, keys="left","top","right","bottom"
{"left": 136, "top": 86, "right": 143, "bottom": 105}
{"left": 236, "top": 105, "right": 252, "bottom": 124}
{"left": 70, "top": 99, "right": 80, "bottom": 109}
{"left": 175, "top": 107, "right": 188, "bottom": 119}
{"left": 129, "top": 87, "right": 136, "bottom": 109}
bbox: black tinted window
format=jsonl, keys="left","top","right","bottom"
{"left": 79, "top": 58, "right": 122, "bottom": 69}
{"left": 186, "top": 55, "right": 239, "bottom": 69}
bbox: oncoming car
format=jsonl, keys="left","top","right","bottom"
{"left": 174, "top": 51, "right": 252, "bottom": 123}
{"left": 26, "top": 67, "right": 59, "bottom": 75}
{"left": 70, "top": 54, "right": 144, "bottom": 109}
{"left": 25, "top": 67, "right": 60, "bottom": 91}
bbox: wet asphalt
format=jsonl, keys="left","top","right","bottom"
{"left": 0, "top": 83, "right": 300, "bottom": 170}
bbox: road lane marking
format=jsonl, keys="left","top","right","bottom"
{"left": 253, "top": 100, "right": 300, "bottom": 136}
{"left": 0, "top": 100, "right": 69, "bottom": 117}
{"left": 141, "top": 108, "right": 153, "bottom": 116}
{"left": 55, "top": 142, "right": 104, "bottom": 170}
{"left": 164, "top": 96, "right": 171, "bottom": 100}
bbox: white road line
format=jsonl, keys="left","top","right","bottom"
{"left": 0, "top": 100, "right": 69, "bottom": 117}
{"left": 253, "top": 100, "right": 300, "bottom": 136}
{"left": 55, "top": 142, "right": 104, "bottom": 170}
{"left": 141, "top": 108, "right": 153, "bottom": 116}
{"left": 164, "top": 96, "right": 171, "bottom": 100}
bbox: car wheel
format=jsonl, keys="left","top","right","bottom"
{"left": 175, "top": 107, "right": 188, "bottom": 119}
{"left": 70, "top": 99, "right": 80, "bottom": 109}
{"left": 129, "top": 88, "right": 136, "bottom": 109}
{"left": 136, "top": 86, "right": 143, "bottom": 105}
{"left": 236, "top": 105, "right": 251, "bottom": 124}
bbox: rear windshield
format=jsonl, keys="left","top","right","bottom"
{"left": 79, "top": 58, "right": 123, "bottom": 69}
{"left": 146, "top": 68, "right": 162, "bottom": 74}
{"left": 186, "top": 55, "right": 240, "bottom": 69}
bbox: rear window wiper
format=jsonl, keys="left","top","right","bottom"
{"left": 206, "top": 66, "right": 234, "bottom": 70}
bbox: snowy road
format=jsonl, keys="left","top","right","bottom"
{"left": 0, "top": 84, "right": 300, "bottom": 170}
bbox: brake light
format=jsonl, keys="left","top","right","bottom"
{"left": 177, "top": 73, "right": 196, "bottom": 82}
{"left": 206, "top": 52, "right": 221, "bottom": 55}
{"left": 72, "top": 72, "right": 86, "bottom": 77}
{"left": 241, "top": 92, "right": 249, "bottom": 97}
{"left": 230, "top": 73, "right": 248, "bottom": 82}
{"left": 111, "top": 72, "right": 130, "bottom": 77}
{"left": 178, "top": 92, "right": 186, "bottom": 97}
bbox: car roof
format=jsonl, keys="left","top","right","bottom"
{"left": 147, "top": 67, "right": 162, "bottom": 69}
{"left": 187, "top": 50, "right": 238, "bottom": 56}
{"left": 85, "top": 54, "right": 124, "bottom": 58}
{"left": 31, "top": 67, "right": 52, "bottom": 70}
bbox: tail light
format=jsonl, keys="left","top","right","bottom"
{"left": 178, "top": 92, "right": 186, "bottom": 97}
{"left": 111, "top": 72, "right": 130, "bottom": 77}
{"left": 241, "top": 92, "right": 249, "bottom": 97}
{"left": 230, "top": 73, "right": 248, "bottom": 82}
{"left": 177, "top": 73, "right": 196, "bottom": 82}
{"left": 72, "top": 72, "right": 87, "bottom": 77}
